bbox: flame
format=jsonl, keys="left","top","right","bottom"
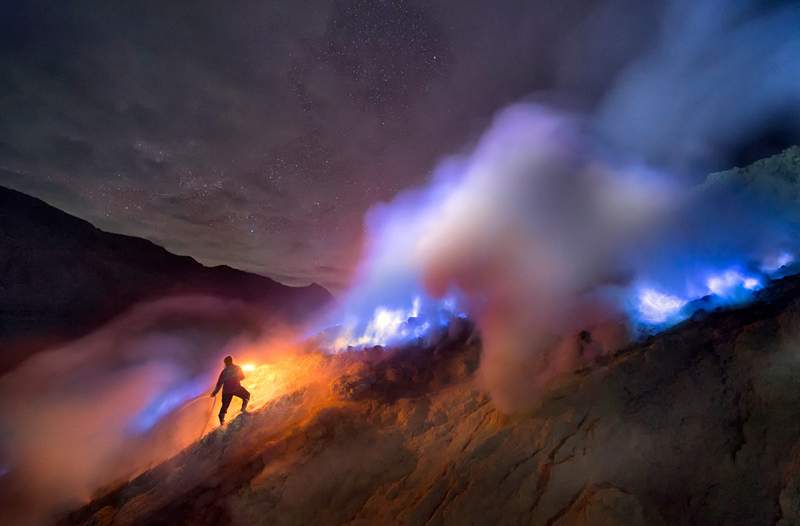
{"left": 201, "top": 350, "right": 332, "bottom": 432}
{"left": 316, "top": 293, "right": 464, "bottom": 352}
{"left": 241, "top": 355, "right": 325, "bottom": 411}
{"left": 705, "top": 269, "right": 762, "bottom": 297}
{"left": 637, "top": 288, "right": 688, "bottom": 324}
{"left": 332, "top": 296, "right": 423, "bottom": 350}
{"left": 632, "top": 256, "right": 784, "bottom": 327}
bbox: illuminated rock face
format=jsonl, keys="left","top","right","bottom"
{"left": 63, "top": 273, "right": 800, "bottom": 526}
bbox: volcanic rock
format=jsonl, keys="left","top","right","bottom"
{"left": 40, "top": 147, "right": 800, "bottom": 524}
{"left": 58, "top": 268, "right": 800, "bottom": 526}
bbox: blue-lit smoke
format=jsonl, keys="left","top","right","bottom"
{"left": 312, "top": 162, "right": 470, "bottom": 350}
{"left": 314, "top": 0, "right": 800, "bottom": 410}
{"left": 129, "top": 376, "right": 209, "bottom": 434}
{"left": 632, "top": 260, "right": 791, "bottom": 327}
{"left": 596, "top": 0, "right": 800, "bottom": 170}
{"left": 0, "top": 297, "right": 260, "bottom": 520}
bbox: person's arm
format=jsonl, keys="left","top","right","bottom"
{"left": 211, "top": 370, "right": 224, "bottom": 396}
{"left": 237, "top": 365, "right": 245, "bottom": 381}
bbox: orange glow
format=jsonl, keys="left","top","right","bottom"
{"left": 239, "top": 353, "right": 329, "bottom": 411}
{"left": 203, "top": 345, "right": 334, "bottom": 432}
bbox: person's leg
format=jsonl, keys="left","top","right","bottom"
{"left": 219, "top": 393, "right": 233, "bottom": 424}
{"left": 236, "top": 386, "right": 251, "bottom": 412}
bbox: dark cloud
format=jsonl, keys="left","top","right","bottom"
{"left": 0, "top": 0, "right": 792, "bottom": 291}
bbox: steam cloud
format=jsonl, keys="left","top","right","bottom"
{"left": 328, "top": 0, "right": 800, "bottom": 410}
{"left": 2, "top": 0, "right": 800, "bottom": 521}
{"left": 0, "top": 297, "right": 280, "bottom": 525}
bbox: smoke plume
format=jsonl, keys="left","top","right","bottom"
{"left": 0, "top": 297, "right": 283, "bottom": 525}
{"left": 2, "top": 0, "right": 800, "bottom": 521}
{"left": 328, "top": 0, "right": 800, "bottom": 411}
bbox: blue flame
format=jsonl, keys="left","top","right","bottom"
{"left": 314, "top": 288, "right": 465, "bottom": 351}
{"left": 704, "top": 269, "right": 762, "bottom": 298}
{"left": 309, "top": 161, "right": 470, "bottom": 351}
{"left": 629, "top": 255, "right": 792, "bottom": 329}
{"left": 635, "top": 288, "right": 688, "bottom": 325}
{"left": 129, "top": 377, "right": 207, "bottom": 434}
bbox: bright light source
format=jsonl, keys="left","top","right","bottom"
{"left": 637, "top": 288, "right": 687, "bottom": 324}
{"left": 743, "top": 277, "right": 761, "bottom": 290}
{"left": 242, "top": 363, "right": 256, "bottom": 372}
{"left": 706, "top": 269, "right": 763, "bottom": 297}
{"left": 325, "top": 294, "right": 453, "bottom": 351}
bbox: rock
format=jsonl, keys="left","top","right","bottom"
{"left": 553, "top": 486, "right": 652, "bottom": 526}
{"left": 60, "top": 270, "right": 800, "bottom": 525}
{"left": 331, "top": 369, "right": 377, "bottom": 400}
{"left": 85, "top": 506, "right": 115, "bottom": 526}
{"left": 51, "top": 149, "right": 800, "bottom": 524}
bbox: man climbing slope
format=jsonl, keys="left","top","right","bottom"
{"left": 210, "top": 355, "right": 251, "bottom": 425}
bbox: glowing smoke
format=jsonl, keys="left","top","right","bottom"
{"left": 0, "top": 297, "right": 274, "bottom": 524}
{"left": 2, "top": 0, "right": 800, "bottom": 521}
{"left": 319, "top": 0, "right": 800, "bottom": 410}
{"left": 596, "top": 0, "right": 800, "bottom": 170}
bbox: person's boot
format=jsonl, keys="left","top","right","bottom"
{"left": 218, "top": 414, "right": 225, "bottom": 426}
{"left": 241, "top": 399, "right": 249, "bottom": 413}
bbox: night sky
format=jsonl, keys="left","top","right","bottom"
{"left": 0, "top": 0, "right": 792, "bottom": 290}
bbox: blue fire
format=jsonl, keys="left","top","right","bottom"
{"left": 309, "top": 161, "right": 470, "bottom": 352}
{"left": 635, "top": 288, "right": 689, "bottom": 325}
{"left": 630, "top": 255, "right": 794, "bottom": 329}
{"left": 313, "top": 285, "right": 466, "bottom": 351}
{"left": 317, "top": 253, "right": 794, "bottom": 352}
{"left": 130, "top": 0, "right": 800, "bottom": 429}
{"left": 129, "top": 377, "right": 207, "bottom": 434}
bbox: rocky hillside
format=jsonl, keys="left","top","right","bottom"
{"left": 0, "top": 186, "right": 331, "bottom": 372}
{"left": 61, "top": 270, "right": 800, "bottom": 526}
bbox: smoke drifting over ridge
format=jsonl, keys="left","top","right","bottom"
{"left": 0, "top": 297, "right": 283, "bottom": 524}
{"left": 2, "top": 0, "right": 800, "bottom": 521}
{"left": 326, "top": 0, "right": 800, "bottom": 410}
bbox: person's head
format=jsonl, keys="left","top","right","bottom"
{"left": 223, "top": 355, "right": 233, "bottom": 366}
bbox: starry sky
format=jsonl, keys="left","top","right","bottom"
{"left": 0, "top": 0, "right": 795, "bottom": 290}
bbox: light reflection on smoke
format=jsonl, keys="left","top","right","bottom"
{"left": 761, "top": 252, "right": 794, "bottom": 273}
{"left": 1, "top": 0, "right": 791, "bottom": 445}
{"left": 0, "top": 297, "right": 267, "bottom": 524}
{"left": 4, "top": 0, "right": 800, "bottom": 521}
{"left": 310, "top": 0, "right": 800, "bottom": 407}
{"left": 129, "top": 376, "right": 208, "bottom": 434}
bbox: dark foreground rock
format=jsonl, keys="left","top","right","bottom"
{"left": 60, "top": 273, "right": 800, "bottom": 526}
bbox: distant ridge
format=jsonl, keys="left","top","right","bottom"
{"left": 0, "top": 185, "right": 331, "bottom": 372}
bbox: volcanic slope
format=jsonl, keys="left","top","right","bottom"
{"left": 0, "top": 185, "right": 331, "bottom": 372}
{"left": 62, "top": 266, "right": 800, "bottom": 526}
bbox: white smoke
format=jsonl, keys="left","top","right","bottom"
{"left": 596, "top": 0, "right": 800, "bottom": 169}
{"left": 325, "top": 0, "right": 800, "bottom": 411}
{"left": 0, "top": 297, "right": 272, "bottom": 525}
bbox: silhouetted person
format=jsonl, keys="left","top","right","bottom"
{"left": 211, "top": 355, "right": 250, "bottom": 425}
